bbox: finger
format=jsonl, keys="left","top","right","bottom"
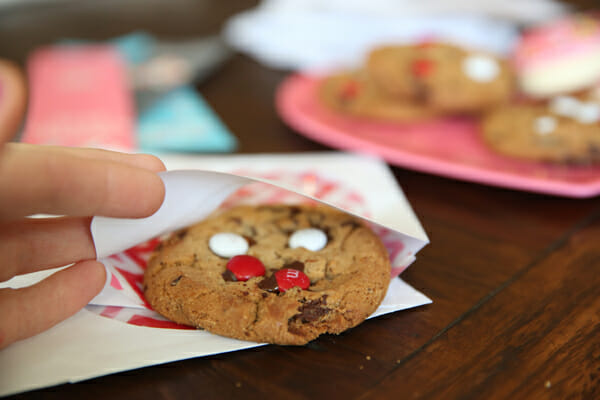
{"left": 4, "top": 143, "right": 166, "bottom": 173}
{"left": 0, "top": 60, "right": 27, "bottom": 146}
{"left": 0, "top": 260, "right": 106, "bottom": 349}
{"left": 0, "top": 148, "right": 166, "bottom": 220}
{"left": 0, "top": 217, "right": 96, "bottom": 282}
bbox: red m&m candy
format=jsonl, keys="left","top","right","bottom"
{"left": 411, "top": 59, "right": 434, "bottom": 78}
{"left": 274, "top": 268, "right": 311, "bottom": 292}
{"left": 340, "top": 80, "right": 360, "bottom": 101}
{"left": 226, "top": 255, "right": 266, "bottom": 281}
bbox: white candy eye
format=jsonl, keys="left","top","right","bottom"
{"left": 534, "top": 115, "right": 557, "bottom": 135}
{"left": 288, "top": 228, "right": 328, "bottom": 251}
{"left": 462, "top": 55, "right": 500, "bottom": 83}
{"left": 209, "top": 233, "right": 249, "bottom": 258}
{"left": 549, "top": 95, "right": 580, "bottom": 118}
{"left": 575, "top": 102, "right": 600, "bottom": 124}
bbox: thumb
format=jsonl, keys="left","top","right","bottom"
{"left": 0, "top": 60, "right": 27, "bottom": 148}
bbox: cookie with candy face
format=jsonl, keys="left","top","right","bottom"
{"left": 480, "top": 94, "right": 600, "bottom": 163}
{"left": 366, "top": 42, "right": 514, "bottom": 114}
{"left": 143, "top": 204, "right": 391, "bottom": 345}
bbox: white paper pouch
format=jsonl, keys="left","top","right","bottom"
{"left": 0, "top": 152, "right": 431, "bottom": 397}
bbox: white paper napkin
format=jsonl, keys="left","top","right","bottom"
{"left": 223, "top": 0, "right": 568, "bottom": 71}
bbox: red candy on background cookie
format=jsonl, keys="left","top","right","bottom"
{"left": 275, "top": 268, "right": 311, "bottom": 292}
{"left": 411, "top": 59, "right": 434, "bottom": 78}
{"left": 226, "top": 255, "right": 266, "bottom": 281}
{"left": 339, "top": 80, "right": 360, "bottom": 101}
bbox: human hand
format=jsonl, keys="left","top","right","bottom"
{"left": 0, "top": 60, "right": 166, "bottom": 349}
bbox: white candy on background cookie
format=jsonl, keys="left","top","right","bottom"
{"left": 575, "top": 102, "right": 600, "bottom": 124}
{"left": 533, "top": 115, "right": 557, "bottom": 135}
{"left": 548, "top": 95, "right": 600, "bottom": 124}
{"left": 549, "top": 96, "right": 581, "bottom": 118}
{"left": 481, "top": 104, "right": 600, "bottom": 164}
{"left": 462, "top": 54, "right": 500, "bottom": 83}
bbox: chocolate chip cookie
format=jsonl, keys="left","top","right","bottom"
{"left": 366, "top": 42, "right": 514, "bottom": 114}
{"left": 480, "top": 95, "right": 600, "bottom": 163}
{"left": 318, "top": 70, "right": 438, "bottom": 121}
{"left": 143, "top": 204, "right": 391, "bottom": 345}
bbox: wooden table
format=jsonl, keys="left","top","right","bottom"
{"left": 3, "top": 1, "right": 600, "bottom": 399}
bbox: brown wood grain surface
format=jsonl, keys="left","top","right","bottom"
{"left": 2, "top": 1, "right": 600, "bottom": 399}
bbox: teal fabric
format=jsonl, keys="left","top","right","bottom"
{"left": 137, "top": 86, "right": 238, "bottom": 153}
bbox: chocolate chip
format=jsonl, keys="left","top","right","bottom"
{"left": 282, "top": 228, "right": 294, "bottom": 237}
{"left": 222, "top": 269, "right": 237, "bottom": 282}
{"left": 170, "top": 275, "right": 183, "bottom": 286}
{"left": 588, "top": 144, "right": 600, "bottom": 162}
{"left": 323, "top": 227, "right": 332, "bottom": 243}
{"left": 258, "top": 274, "right": 279, "bottom": 292}
{"left": 284, "top": 261, "right": 305, "bottom": 272}
{"left": 413, "top": 80, "right": 429, "bottom": 103}
{"left": 229, "top": 217, "right": 242, "bottom": 225}
{"left": 289, "top": 206, "right": 302, "bottom": 216}
{"left": 341, "top": 220, "right": 362, "bottom": 229}
{"left": 290, "top": 296, "right": 330, "bottom": 323}
{"left": 243, "top": 235, "right": 257, "bottom": 246}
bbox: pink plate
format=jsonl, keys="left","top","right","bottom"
{"left": 276, "top": 74, "right": 600, "bottom": 198}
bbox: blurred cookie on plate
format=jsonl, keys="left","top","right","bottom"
{"left": 318, "top": 70, "right": 437, "bottom": 122}
{"left": 480, "top": 92, "right": 600, "bottom": 163}
{"left": 366, "top": 42, "right": 515, "bottom": 114}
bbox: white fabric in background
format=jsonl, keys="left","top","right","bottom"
{"left": 223, "top": 0, "right": 569, "bottom": 71}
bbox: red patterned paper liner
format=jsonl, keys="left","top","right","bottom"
{"left": 87, "top": 170, "right": 412, "bottom": 329}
